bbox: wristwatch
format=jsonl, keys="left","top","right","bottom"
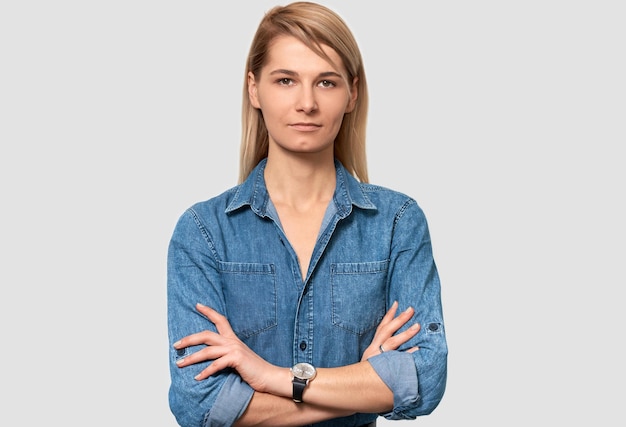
{"left": 290, "top": 362, "right": 317, "bottom": 403}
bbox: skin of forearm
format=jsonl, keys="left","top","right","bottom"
{"left": 234, "top": 393, "right": 352, "bottom": 427}
{"left": 303, "top": 361, "right": 394, "bottom": 413}
{"left": 235, "top": 361, "right": 393, "bottom": 426}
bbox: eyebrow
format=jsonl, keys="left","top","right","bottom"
{"left": 269, "top": 69, "right": 343, "bottom": 79}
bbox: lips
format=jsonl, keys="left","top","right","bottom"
{"left": 290, "top": 122, "right": 322, "bottom": 131}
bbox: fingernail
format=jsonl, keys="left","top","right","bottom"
{"left": 404, "top": 306, "right": 414, "bottom": 313}
{"left": 173, "top": 340, "right": 181, "bottom": 348}
{"left": 176, "top": 358, "right": 185, "bottom": 365}
{"left": 410, "top": 323, "right": 420, "bottom": 330}
{"left": 197, "top": 302, "right": 205, "bottom": 308}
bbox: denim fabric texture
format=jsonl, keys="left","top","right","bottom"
{"left": 167, "top": 158, "right": 447, "bottom": 427}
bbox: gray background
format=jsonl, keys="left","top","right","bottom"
{"left": 1, "top": 1, "right": 624, "bottom": 425}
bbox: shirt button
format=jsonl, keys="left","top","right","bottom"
{"left": 428, "top": 323, "right": 440, "bottom": 332}
{"left": 299, "top": 341, "right": 307, "bottom": 351}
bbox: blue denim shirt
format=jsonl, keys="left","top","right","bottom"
{"left": 167, "top": 159, "right": 447, "bottom": 427}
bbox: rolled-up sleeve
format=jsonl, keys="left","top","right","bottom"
{"left": 368, "top": 338, "right": 447, "bottom": 419}
{"left": 368, "top": 351, "right": 418, "bottom": 418}
{"left": 168, "top": 209, "right": 254, "bottom": 427}
{"left": 369, "top": 199, "right": 448, "bottom": 419}
{"left": 204, "top": 375, "right": 254, "bottom": 427}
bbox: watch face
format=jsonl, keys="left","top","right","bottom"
{"left": 291, "top": 362, "right": 316, "bottom": 380}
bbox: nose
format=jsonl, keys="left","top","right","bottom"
{"left": 296, "top": 86, "right": 318, "bottom": 113}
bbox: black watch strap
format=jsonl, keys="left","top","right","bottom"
{"left": 292, "top": 377, "right": 308, "bottom": 403}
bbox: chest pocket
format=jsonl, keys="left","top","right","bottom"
{"left": 331, "top": 260, "right": 388, "bottom": 335}
{"left": 218, "top": 261, "right": 277, "bottom": 338}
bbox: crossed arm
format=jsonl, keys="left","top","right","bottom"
{"left": 173, "top": 302, "right": 420, "bottom": 426}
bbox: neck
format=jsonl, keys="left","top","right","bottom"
{"left": 264, "top": 155, "right": 336, "bottom": 209}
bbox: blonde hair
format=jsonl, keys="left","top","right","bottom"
{"left": 239, "top": 1, "right": 369, "bottom": 183}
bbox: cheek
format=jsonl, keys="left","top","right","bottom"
{"left": 257, "top": 92, "right": 289, "bottom": 117}
{"left": 330, "top": 104, "right": 350, "bottom": 125}
{"left": 328, "top": 94, "right": 352, "bottom": 117}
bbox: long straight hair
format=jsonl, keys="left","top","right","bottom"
{"left": 239, "top": 1, "right": 369, "bottom": 183}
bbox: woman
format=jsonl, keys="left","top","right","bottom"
{"left": 167, "top": 2, "right": 447, "bottom": 426}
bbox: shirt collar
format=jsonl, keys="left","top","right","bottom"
{"left": 225, "top": 158, "right": 376, "bottom": 217}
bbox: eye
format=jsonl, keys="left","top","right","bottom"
{"left": 277, "top": 78, "right": 294, "bottom": 86}
{"left": 318, "top": 79, "right": 336, "bottom": 88}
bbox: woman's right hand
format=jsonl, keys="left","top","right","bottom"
{"left": 361, "top": 301, "right": 421, "bottom": 361}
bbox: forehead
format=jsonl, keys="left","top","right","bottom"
{"left": 264, "top": 35, "right": 345, "bottom": 74}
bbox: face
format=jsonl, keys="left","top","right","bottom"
{"left": 248, "top": 36, "right": 357, "bottom": 157}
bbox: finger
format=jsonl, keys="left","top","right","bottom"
{"left": 371, "top": 302, "right": 401, "bottom": 339}
{"left": 375, "top": 306, "right": 415, "bottom": 340}
{"left": 173, "top": 330, "right": 221, "bottom": 349}
{"left": 383, "top": 322, "right": 420, "bottom": 350}
{"left": 176, "top": 346, "right": 225, "bottom": 368}
{"left": 394, "top": 306, "right": 416, "bottom": 325}
{"left": 195, "top": 302, "right": 224, "bottom": 322}
{"left": 194, "top": 355, "right": 233, "bottom": 380}
{"left": 389, "top": 306, "right": 416, "bottom": 332}
{"left": 379, "top": 301, "right": 399, "bottom": 325}
{"left": 196, "top": 303, "right": 237, "bottom": 338}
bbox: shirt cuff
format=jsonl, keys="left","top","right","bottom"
{"left": 205, "top": 373, "right": 255, "bottom": 427}
{"left": 368, "top": 350, "right": 419, "bottom": 420}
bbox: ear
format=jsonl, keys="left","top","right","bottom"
{"left": 248, "top": 71, "right": 261, "bottom": 109}
{"left": 345, "top": 76, "right": 359, "bottom": 113}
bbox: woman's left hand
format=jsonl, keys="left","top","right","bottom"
{"left": 174, "top": 303, "right": 281, "bottom": 392}
{"left": 361, "top": 301, "right": 421, "bottom": 361}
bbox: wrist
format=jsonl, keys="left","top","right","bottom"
{"left": 261, "top": 366, "right": 293, "bottom": 397}
{"left": 290, "top": 362, "right": 317, "bottom": 403}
